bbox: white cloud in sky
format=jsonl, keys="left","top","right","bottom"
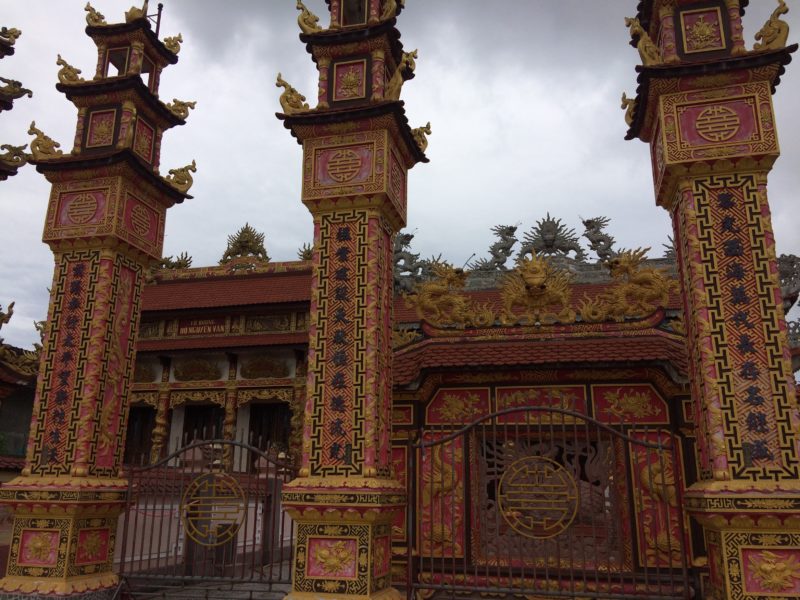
{"left": 1, "top": 1, "right": 799, "bottom": 347}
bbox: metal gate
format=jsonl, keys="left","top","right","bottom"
{"left": 407, "top": 407, "right": 693, "bottom": 600}
{"left": 115, "top": 440, "right": 296, "bottom": 600}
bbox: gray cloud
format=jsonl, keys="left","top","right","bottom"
{"left": 1, "top": 1, "right": 799, "bottom": 347}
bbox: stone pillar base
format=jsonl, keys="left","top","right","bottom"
{"left": 283, "top": 477, "right": 405, "bottom": 600}
{"left": 0, "top": 580, "right": 117, "bottom": 600}
{"left": 686, "top": 480, "right": 800, "bottom": 599}
{"left": 0, "top": 477, "right": 125, "bottom": 599}
{"left": 285, "top": 585, "right": 402, "bottom": 600}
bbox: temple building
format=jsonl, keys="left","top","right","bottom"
{"left": 1, "top": 1, "right": 800, "bottom": 599}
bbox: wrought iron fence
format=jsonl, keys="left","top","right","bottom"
{"left": 407, "top": 406, "right": 693, "bottom": 600}
{"left": 114, "top": 439, "right": 296, "bottom": 600}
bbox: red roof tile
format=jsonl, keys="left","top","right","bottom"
{"left": 142, "top": 271, "right": 313, "bottom": 311}
{"left": 392, "top": 332, "right": 688, "bottom": 385}
{"left": 137, "top": 332, "right": 308, "bottom": 352}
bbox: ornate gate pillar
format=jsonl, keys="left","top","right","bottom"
{"left": 0, "top": 6, "right": 192, "bottom": 598}
{"left": 624, "top": 2, "right": 800, "bottom": 598}
{"left": 279, "top": 1, "right": 428, "bottom": 599}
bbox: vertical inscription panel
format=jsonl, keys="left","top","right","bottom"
{"left": 306, "top": 211, "right": 370, "bottom": 477}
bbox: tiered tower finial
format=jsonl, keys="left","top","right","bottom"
{"left": 0, "top": 4, "right": 193, "bottom": 597}
{"left": 624, "top": 0, "right": 800, "bottom": 597}
{"left": 278, "top": 1, "right": 426, "bottom": 599}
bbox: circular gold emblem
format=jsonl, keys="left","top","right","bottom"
{"left": 695, "top": 105, "right": 741, "bottom": 143}
{"left": 67, "top": 193, "right": 98, "bottom": 225}
{"left": 498, "top": 456, "right": 578, "bottom": 539}
{"left": 326, "top": 149, "right": 362, "bottom": 183}
{"left": 130, "top": 204, "right": 151, "bottom": 237}
{"left": 181, "top": 473, "right": 246, "bottom": 547}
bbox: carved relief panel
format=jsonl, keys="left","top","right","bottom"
{"left": 674, "top": 2, "right": 732, "bottom": 61}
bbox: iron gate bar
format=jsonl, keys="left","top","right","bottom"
{"left": 407, "top": 405, "right": 692, "bottom": 600}
{"left": 117, "top": 439, "right": 296, "bottom": 598}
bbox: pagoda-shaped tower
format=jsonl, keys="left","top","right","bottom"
{"left": 0, "top": 3, "right": 193, "bottom": 597}
{"left": 624, "top": 1, "right": 800, "bottom": 597}
{"left": 278, "top": 1, "right": 428, "bottom": 598}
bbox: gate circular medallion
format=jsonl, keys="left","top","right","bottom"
{"left": 67, "top": 193, "right": 98, "bottom": 225}
{"left": 326, "top": 149, "right": 362, "bottom": 183}
{"left": 181, "top": 472, "right": 246, "bottom": 547}
{"left": 695, "top": 105, "right": 741, "bottom": 143}
{"left": 498, "top": 456, "right": 579, "bottom": 539}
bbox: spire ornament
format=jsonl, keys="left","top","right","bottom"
{"left": 84, "top": 3, "right": 107, "bottom": 26}
{"left": 296, "top": 0, "right": 323, "bottom": 34}
{"left": 385, "top": 49, "right": 417, "bottom": 101}
{"left": 163, "top": 33, "right": 183, "bottom": 54}
{"left": 163, "top": 159, "right": 196, "bottom": 193}
{"left": 621, "top": 92, "right": 637, "bottom": 126}
{"left": 165, "top": 98, "right": 196, "bottom": 120}
{"left": 624, "top": 17, "right": 663, "bottom": 66}
{"left": 125, "top": 0, "right": 149, "bottom": 23}
{"left": 56, "top": 55, "right": 85, "bottom": 84}
{"left": 276, "top": 72, "right": 309, "bottom": 114}
{"left": 754, "top": 0, "right": 790, "bottom": 51}
{"left": 27, "top": 121, "right": 63, "bottom": 160}
{"left": 411, "top": 121, "right": 431, "bottom": 152}
{"left": 220, "top": 223, "right": 270, "bottom": 265}
{"left": 0, "top": 27, "right": 21, "bottom": 45}
{"left": 161, "top": 252, "right": 193, "bottom": 269}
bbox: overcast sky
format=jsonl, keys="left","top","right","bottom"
{"left": 1, "top": 1, "right": 799, "bottom": 348}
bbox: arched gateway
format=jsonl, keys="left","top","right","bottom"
{"left": 0, "top": 2, "right": 799, "bottom": 600}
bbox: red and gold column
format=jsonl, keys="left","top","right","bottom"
{"left": 279, "top": 1, "right": 427, "bottom": 598}
{"left": 0, "top": 6, "right": 191, "bottom": 598}
{"left": 625, "top": 2, "right": 800, "bottom": 598}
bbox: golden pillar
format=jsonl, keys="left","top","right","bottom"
{"left": 625, "top": 2, "right": 800, "bottom": 598}
{"left": 0, "top": 7, "right": 192, "bottom": 598}
{"left": 279, "top": 1, "right": 426, "bottom": 598}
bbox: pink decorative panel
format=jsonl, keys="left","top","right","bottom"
{"left": 332, "top": 60, "right": 367, "bottom": 102}
{"left": 496, "top": 385, "right": 586, "bottom": 423}
{"left": 392, "top": 404, "right": 413, "bottom": 426}
{"left": 742, "top": 547, "right": 800, "bottom": 594}
{"left": 56, "top": 189, "right": 108, "bottom": 228}
{"left": 133, "top": 118, "right": 155, "bottom": 163}
{"left": 593, "top": 384, "right": 669, "bottom": 424}
{"left": 629, "top": 430, "right": 686, "bottom": 569}
{"left": 306, "top": 537, "right": 358, "bottom": 579}
{"left": 373, "top": 535, "right": 391, "bottom": 578}
{"left": 419, "top": 434, "right": 465, "bottom": 558}
{"left": 85, "top": 109, "right": 117, "bottom": 148}
{"left": 94, "top": 266, "right": 137, "bottom": 469}
{"left": 391, "top": 445, "right": 407, "bottom": 543}
{"left": 314, "top": 144, "right": 374, "bottom": 187}
{"left": 122, "top": 194, "right": 159, "bottom": 245}
{"left": 426, "top": 388, "right": 490, "bottom": 425}
{"left": 680, "top": 8, "right": 726, "bottom": 54}
{"left": 677, "top": 98, "right": 758, "bottom": 148}
{"left": 74, "top": 528, "right": 110, "bottom": 565}
{"left": 18, "top": 530, "right": 59, "bottom": 567}
{"left": 388, "top": 150, "right": 406, "bottom": 215}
